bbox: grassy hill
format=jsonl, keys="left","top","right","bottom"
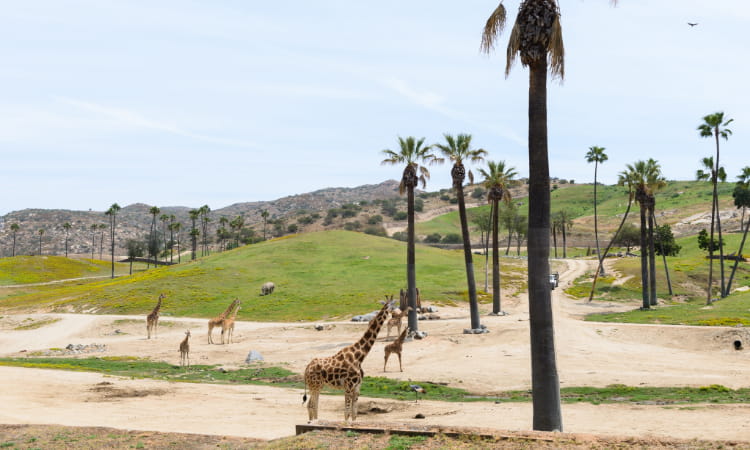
{"left": 0, "top": 256, "right": 126, "bottom": 286}
{"left": 417, "top": 180, "right": 739, "bottom": 240}
{"left": 0, "top": 231, "right": 526, "bottom": 321}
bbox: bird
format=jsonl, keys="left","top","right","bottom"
{"left": 409, "top": 384, "right": 426, "bottom": 402}
{"left": 687, "top": 22, "right": 698, "bottom": 27}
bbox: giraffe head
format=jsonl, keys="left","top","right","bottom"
{"left": 184, "top": 330, "right": 191, "bottom": 339}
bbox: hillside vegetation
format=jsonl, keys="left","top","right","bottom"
{"left": 0, "top": 256, "right": 123, "bottom": 286}
{"left": 0, "top": 231, "right": 526, "bottom": 321}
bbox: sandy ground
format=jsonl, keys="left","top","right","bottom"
{"left": 1, "top": 258, "right": 749, "bottom": 442}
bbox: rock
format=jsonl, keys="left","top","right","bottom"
{"left": 245, "top": 350, "right": 264, "bottom": 363}
{"left": 314, "top": 324, "right": 324, "bottom": 331}
{"left": 65, "top": 344, "right": 74, "bottom": 350}
{"left": 463, "top": 327, "right": 490, "bottom": 334}
{"left": 414, "top": 413, "right": 425, "bottom": 419}
{"left": 425, "top": 306, "right": 439, "bottom": 313}
{"left": 412, "top": 330, "right": 428, "bottom": 339}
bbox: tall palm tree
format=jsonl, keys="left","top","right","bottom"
{"left": 98, "top": 224, "right": 107, "bottom": 260}
{"left": 90, "top": 224, "right": 97, "bottom": 259}
{"left": 625, "top": 159, "right": 665, "bottom": 309}
{"left": 261, "top": 210, "right": 270, "bottom": 241}
{"left": 218, "top": 216, "right": 229, "bottom": 251}
{"left": 160, "top": 214, "right": 170, "bottom": 262}
{"left": 589, "top": 169, "right": 635, "bottom": 302}
{"left": 62, "top": 222, "right": 72, "bottom": 257}
{"left": 554, "top": 210, "right": 573, "bottom": 258}
{"left": 381, "top": 136, "right": 439, "bottom": 333}
{"left": 696, "top": 155, "right": 727, "bottom": 299}
{"left": 37, "top": 228, "right": 44, "bottom": 255}
{"left": 736, "top": 166, "right": 750, "bottom": 230}
{"left": 171, "top": 221, "right": 182, "bottom": 263}
{"left": 189, "top": 209, "right": 200, "bottom": 260}
{"left": 199, "top": 205, "right": 211, "bottom": 256}
{"left": 698, "top": 112, "right": 733, "bottom": 300}
{"left": 10, "top": 223, "right": 19, "bottom": 257}
{"left": 105, "top": 203, "right": 121, "bottom": 278}
{"left": 585, "top": 146, "right": 608, "bottom": 275}
{"left": 434, "top": 133, "right": 487, "bottom": 331}
{"left": 478, "top": 160, "right": 517, "bottom": 315}
{"left": 169, "top": 215, "right": 176, "bottom": 263}
{"left": 482, "top": 0, "right": 569, "bottom": 431}
{"left": 148, "top": 206, "right": 160, "bottom": 268}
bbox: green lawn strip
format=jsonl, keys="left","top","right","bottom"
{"left": 0, "top": 256, "right": 128, "bottom": 286}
{"left": 1, "top": 357, "right": 747, "bottom": 406}
{"left": 0, "top": 231, "right": 526, "bottom": 321}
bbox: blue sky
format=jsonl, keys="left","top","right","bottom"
{"left": 1, "top": 0, "right": 748, "bottom": 215}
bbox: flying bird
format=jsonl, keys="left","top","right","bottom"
{"left": 687, "top": 22, "right": 698, "bottom": 27}
{"left": 409, "top": 384, "right": 426, "bottom": 402}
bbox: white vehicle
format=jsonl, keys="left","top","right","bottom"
{"left": 549, "top": 272, "right": 559, "bottom": 290}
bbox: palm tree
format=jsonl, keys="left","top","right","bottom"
{"left": 625, "top": 159, "right": 665, "bottom": 309}
{"left": 160, "top": 214, "right": 170, "bottom": 262}
{"left": 554, "top": 210, "right": 573, "bottom": 258}
{"left": 218, "top": 216, "right": 229, "bottom": 251}
{"left": 230, "top": 215, "right": 245, "bottom": 248}
{"left": 169, "top": 215, "right": 176, "bottom": 263}
{"left": 698, "top": 112, "right": 733, "bottom": 300}
{"left": 98, "top": 224, "right": 106, "bottom": 260}
{"left": 10, "top": 223, "right": 19, "bottom": 257}
{"left": 37, "top": 228, "right": 44, "bottom": 255}
{"left": 189, "top": 209, "right": 200, "bottom": 260}
{"left": 62, "top": 222, "right": 72, "bottom": 257}
{"left": 589, "top": 169, "right": 636, "bottom": 302}
{"left": 105, "top": 203, "right": 121, "bottom": 278}
{"left": 261, "top": 210, "right": 270, "bottom": 241}
{"left": 148, "top": 206, "right": 160, "bottom": 268}
{"left": 727, "top": 171, "right": 750, "bottom": 294}
{"left": 171, "top": 221, "right": 182, "bottom": 263}
{"left": 481, "top": 0, "right": 569, "bottom": 431}
{"left": 434, "top": 133, "right": 487, "bottom": 331}
{"left": 478, "top": 160, "right": 517, "bottom": 315}
{"left": 90, "top": 224, "right": 97, "bottom": 259}
{"left": 381, "top": 136, "right": 440, "bottom": 333}
{"left": 585, "top": 146, "right": 608, "bottom": 275}
{"left": 697, "top": 155, "right": 728, "bottom": 300}
{"left": 736, "top": 166, "right": 750, "bottom": 230}
{"left": 199, "top": 205, "right": 211, "bottom": 256}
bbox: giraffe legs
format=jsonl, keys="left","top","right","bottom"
{"left": 344, "top": 384, "right": 361, "bottom": 422}
{"left": 306, "top": 388, "right": 320, "bottom": 422}
{"left": 207, "top": 324, "right": 215, "bottom": 344}
{"left": 384, "top": 351, "right": 391, "bottom": 372}
{"left": 398, "top": 353, "right": 402, "bottom": 372}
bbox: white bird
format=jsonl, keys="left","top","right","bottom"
{"left": 409, "top": 384, "right": 426, "bottom": 402}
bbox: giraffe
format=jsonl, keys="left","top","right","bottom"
{"left": 208, "top": 298, "right": 239, "bottom": 344}
{"left": 386, "top": 306, "right": 412, "bottom": 339}
{"left": 146, "top": 293, "right": 165, "bottom": 339}
{"left": 383, "top": 326, "right": 409, "bottom": 372}
{"left": 221, "top": 300, "right": 241, "bottom": 344}
{"left": 302, "top": 296, "right": 395, "bottom": 422}
{"left": 179, "top": 330, "right": 191, "bottom": 367}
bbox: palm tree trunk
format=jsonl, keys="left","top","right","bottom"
{"left": 527, "top": 58, "right": 562, "bottom": 432}
{"left": 651, "top": 212, "right": 673, "bottom": 296}
{"left": 639, "top": 203, "right": 650, "bottom": 309}
{"left": 456, "top": 183, "right": 481, "bottom": 330}
{"left": 647, "top": 202, "right": 657, "bottom": 306}
{"left": 561, "top": 225, "right": 567, "bottom": 258}
{"left": 707, "top": 180, "right": 717, "bottom": 304}
{"left": 593, "top": 163, "right": 604, "bottom": 275}
{"left": 552, "top": 224, "right": 558, "bottom": 258}
{"left": 588, "top": 193, "right": 633, "bottom": 302}
{"left": 406, "top": 184, "right": 419, "bottom": 333}
{"left": 715, "top": 194, "right": 726, "bottom": 297}
{"left": 726, "top": 214, "right": 750, "bottom": 295}
{"left": 491, "top": 199, "right": 502, "bottom": 314}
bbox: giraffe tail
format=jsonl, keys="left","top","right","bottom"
{"left": 302, "top": 383, "right": 308, "bottom": 404}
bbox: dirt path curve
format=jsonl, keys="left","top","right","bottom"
{"left": 1, "top": 258, "right": 750, "bottom": 442}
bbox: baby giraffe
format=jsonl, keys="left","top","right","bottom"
{"left": 386, "top": 306, "right": 412, "bottom": 339}
{"left": 179, "top": 330, "right": 191, "bottom": 368}
{"left": 384, "top": 327, "right": 409, "bottom": 372}
{"left": 221, "top": 301, "right": 241, "bottom": 344}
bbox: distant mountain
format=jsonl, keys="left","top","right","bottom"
{"left": 0, "top": 180, "right": 402, "bottom": 257}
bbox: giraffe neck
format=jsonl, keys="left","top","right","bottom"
{"left": 349, "top": 304, "right": 390, "bottom": 362}
{"left": 218, "top": 300, "right": 237, "bottom": 319}
{"left": 151, "top": 299, "right": 162, "bottom": 316}
{"left": 396, "top": 327, "right": 408, "bottom": 345}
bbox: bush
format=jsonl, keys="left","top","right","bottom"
{"left": 441, "top": 233, "right": 461, "bottom": 244}
{"left": 367, "top": 215, "right": 383, "bottom": 225}
{"left": 471, "top": 187, "right": 486, "bottom": 199}
{"left": 342, "top": 209, "right": 358, "bottom": 218}
{"left": 414, "top": 198, "right": 424, "bottom": 213}
{"left": 391, "top": 231, "right": 408, "bottom": 242}
{"left": 344, "top": 221, "right": 361, "bottom": 231}
{"left": 287, "top": 224, "right": 298, "bottom": 233}
{"left": 394, "top": 211, "right": 408, "bottom": 221}
{"left": 440, "top": 194, "right": 451, "bottom": 202}
{"left": 424, "top": 233, "right": 442, "bottom": 244}
{"left": 364, "top": 226, "right": 387, "bottom": 237}
{"left": 448, "top": 197, "right": 458, "bottom": 204}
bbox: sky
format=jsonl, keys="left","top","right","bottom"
{"left": 1, "top": 0, "right": 749, "bottom": 216}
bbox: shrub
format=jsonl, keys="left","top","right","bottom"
{"left": 364, "top": 226, "right": 387, "bottom": 237}
{"left": 344, "top": 221, "right": 361, "bottom": 231}
{"left": 391, "top": 231, "right": 408, "bottom": 242}
{"left": 424, "top": 233, "right": 442, "bottom": 244}
{"left": 394, "top": 211, "right": 407, "bottom": 221}
{"left": 367, "top": 215, "right": 383, "bottom": 225}
{"left": 414, "top": 198, "right": 424, "bottom": 213}
{"left": 441, "top": 233, "right": 461, "bottom": 244}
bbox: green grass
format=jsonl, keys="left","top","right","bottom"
{"left": 1, "top": 357, "right": 747, "bottom": 406}
{"left": 12, "top": 317, "right": 61, "bottom": 330}
{"left": 0, "top": 231, "right": 526, "bottom": 321}
{"left": 0, "top": 256, "right": 128, "bottom": 286}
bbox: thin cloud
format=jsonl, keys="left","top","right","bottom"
{"left": 56, "top": 96, "right": 256, "bottom": 148}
